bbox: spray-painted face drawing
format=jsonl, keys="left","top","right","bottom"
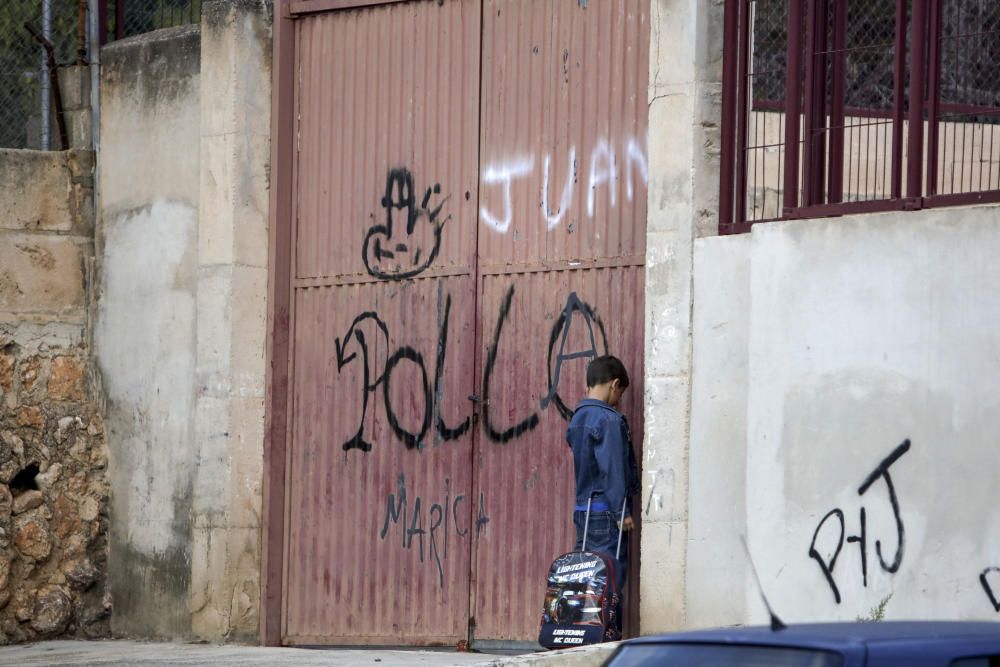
{"left": 362, "top": 167, "right": 450, "bottom": 280}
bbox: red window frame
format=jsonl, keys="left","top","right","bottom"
{"left": 720, "top": 0, "right": 1000, "bottom": 234}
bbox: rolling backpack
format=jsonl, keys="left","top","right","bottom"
{"left": 538, "top": 496, "right": 626, "bottom": 649}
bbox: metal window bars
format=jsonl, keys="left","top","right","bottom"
{"left": 720, "top": 0, "right": 1000, "bottom": 233}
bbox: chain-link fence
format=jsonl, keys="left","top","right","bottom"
{"left": 0, "top": 1, "right": 85, "bottom": 149}
{"left": 110, "top": 0, "right": 201, "bottom": 42}
{"left": 0, "top": 0, "right": 201, "bottom": 150}
{"left": 752, "top": 0, "right": 1000, "bottom": 113}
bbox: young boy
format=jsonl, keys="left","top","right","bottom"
{"left": 566, "top": 355, "right": 640, "bottom": 587}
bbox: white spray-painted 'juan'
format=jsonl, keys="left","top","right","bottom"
{"left": 479, "top": 157, "right": 534, "bottom": 233}
{"left": 542, "top": 147, "right": 576, "bottom": 230}
{"left": 480, "top": 136, "right": 648, "bottom": 234}
{"left": 587, "top": 139, "right": 616, "bottom": 218}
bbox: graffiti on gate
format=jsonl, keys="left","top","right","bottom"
{"left": 336, "top": 284, "right": 608, "bottom": 452}
{"left": 479, "top": 136, "right": 648, "bottom": 234}
{"left": 808, "top": 439, "right": 911, "bottom": 604}
{"left": 335, "top": 293, "right": 470, "bottom": 452}
{"left": 362, "top": 168, "right": 451, "bottom": 281}
{"left": 380, "top": 472, "right": 489, "bottom": 588}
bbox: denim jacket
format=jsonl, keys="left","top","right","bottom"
{"left": 566, "top": 398, "right": 639, "bottom": 524}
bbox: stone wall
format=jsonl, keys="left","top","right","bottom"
{"left": 0, "top": 148, "right": 109, "bottom": 643}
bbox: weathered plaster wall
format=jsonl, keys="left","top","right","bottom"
{"left": 641, "top": 0, "right": 724, "bottom": 632}
{"left": 687, "top": 205, "right": 1000, "bottom": 626}
{"left": 0, "top": 148, "right": 110, "bottom": 643}
{"left": 97, "top": 26, "right": 201, "bottom": 638}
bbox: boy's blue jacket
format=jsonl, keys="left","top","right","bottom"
{"left": 566, "top": 398, "right": 640, "bottom": 524}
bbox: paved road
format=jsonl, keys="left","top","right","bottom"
{"left": 0, "top": 639, "right": 615, "bottom": 666}
{"left": 0, "top": 640, "right": 505, "bottom": 667}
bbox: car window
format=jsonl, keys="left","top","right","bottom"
{"left": 605, "top": 643, "right": 844, "bottom": 667}
{"left": 952, "top": 658, "right": 1000, "bottom": 667}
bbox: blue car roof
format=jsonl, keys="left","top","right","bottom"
{"left": 628, "top": 621, "right": 1000, "bottom": 650}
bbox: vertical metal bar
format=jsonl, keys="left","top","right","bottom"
{"left": 926, "top": 0, "right": 942, "bottom": 196}
{"left": 827, "top": 0, "right": 847, "bottom": 203}
{"left": 98, "top": 0, "right": 107, "bottom": 45}
{"left": 802, "top": 0, "right": 828, "bottom": 205}
{"left": 777, "top": 110, "right": 785, "bottom": 209}
{"left": 977, "top": 0, "right": 987, "bottom": 192}
{"left": 263, "top": 0, "right": 296, "bottom": 647}
{"left": 907, "top": 0, "right": 927, "bottom": 199}
{"left": 40, "top": 0, "right": 52, "bottom": 150}
{"left": 734, "top": 0, "right": 752, "bottom": 228}
{"left": 956, "top": 0, "right": 967, "bottom": 192}
{"left": 890, "top": 0, "right": 906, "bottom": 199}
{"left": 783, "top": 0, "right": 803, "bottom": 214}
{"left": 78, "top": 0, "right": 88, "bottom": 64}
{"left": 989, "top": 109, "right": 997, "bottom": 190}
{"left": 116, "top": 0, "right": 124, "bottom": 39}
{"left": 850, "top": 114, "right": 858, "bottom": 201}
{"left": 719, "top": 0, "right": 740, "bottom": 230}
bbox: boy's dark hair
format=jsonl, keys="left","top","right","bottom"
{"left": 586, "top": 355, "right": 630, "bottom": 389}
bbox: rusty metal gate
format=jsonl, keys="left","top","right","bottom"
{"left": 266, "top": 0, "right": 648, "bottom": 647}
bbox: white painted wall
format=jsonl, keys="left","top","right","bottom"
{"left": 686, "top": 205, "right": 1000, "bottom": 626}
{"left": 688, "top": 234, "right": 750, "bottom": 628}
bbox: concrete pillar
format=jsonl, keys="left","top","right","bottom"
{"left": 191, "top": 0, "right": 271, "bottom": 642}
{"left": 640, "top": 0, "right": 724, "bottom": 633}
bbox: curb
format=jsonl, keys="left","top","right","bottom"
{"left": 470, "top": 642, "right": 619, "bottom": 667}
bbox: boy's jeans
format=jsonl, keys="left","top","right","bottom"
{"left": 573, "top": 510, "right": 628, "bottom": 589}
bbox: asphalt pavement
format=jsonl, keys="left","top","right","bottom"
{"left": 0, "top": 639, "right": 618, "bottom": 667}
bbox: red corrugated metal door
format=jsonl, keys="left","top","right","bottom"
{"left": 279, "top": 0, "right": 647, "bottom": 646}
{"left": 284, "top": 0, "right": 482, "bottom": 645}
{"left": 471, "top": 0, "right": 649, "bottom": 644}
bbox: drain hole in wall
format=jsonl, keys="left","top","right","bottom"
{"left": 9, "top": 463, "right": 40, "bottom": 495}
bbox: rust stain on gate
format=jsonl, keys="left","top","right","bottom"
{"left": 268, "top": 0, "right": 648, "bottom": 646}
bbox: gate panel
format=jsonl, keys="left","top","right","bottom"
{"left": 473, "top": 0, "right": 649, "bottom": 642}
{"left": 478, "top": 0, "right": 649, "bottom": 269}
{"left": 473, "top": 268, "right": 645, "bottom": 641}
{"left": 285, "top": 0, "right": 481, "bottom": 645}
{"left": 295, "top": 0, "right": 480, "bottom": 283}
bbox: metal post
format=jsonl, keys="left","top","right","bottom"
{"left": 802, "top": 0, "right": 829, "bottom": 206}
{"left": 40, "top": 0, "right": 53, "bottom": 150}
{"left": 783, "top": 0, "right": 803, "bottom": 215}
{"left": 734, "top": 0, "right": 751, "bottom": 230}
{"left": 719, "top": 0, "right": 740, "bottom": 231}
{"left": 827, "top": 0, "right": 847, "bottom": 204}
{"left": 890, "top": 0, "right": 906, "bottom": 199}
{"left": 89, "top": 0, "right": 101, "bottom": 222}
{"left": 907, "top": 0, "right": 928, "bottom": 201}
{"left": 925, "top": 0, "right": 943, "bottom": 197}
{"left": 116, "top": 0, "right": 124, "bottom": 40}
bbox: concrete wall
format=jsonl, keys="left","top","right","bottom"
{"left": 687, "top": 234, "right": 750, "bottom": 628}
{"left": 686, "top": 205, "right": 1000, "bottom": 625}
{"left": 191, "top": 0, "right": 270, "bottom": 641}
{"left": 640, "top": 0, "right": 725, "bottom": 633}
{"left": 98, "top": 25, "right": 201, "bottom": 638}
{"left": 0, "top": 147, "right": 110, "bottom": 643}
{"left": 97, "top": 0, "right": 270, "bottom": 641}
